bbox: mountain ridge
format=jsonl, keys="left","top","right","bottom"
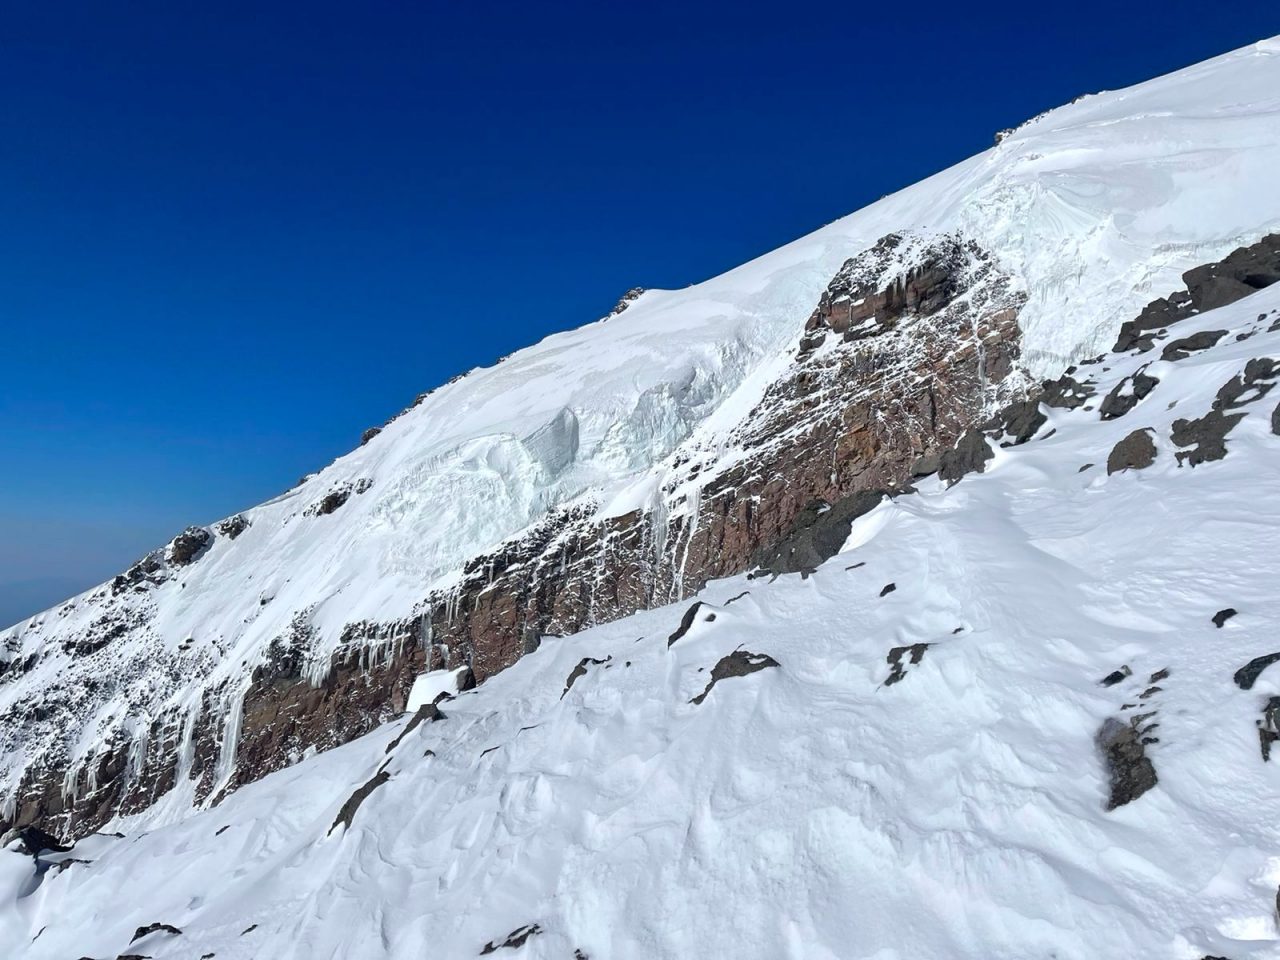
{"left": 3, "top": 36, "right": 1280, "bottom": 854}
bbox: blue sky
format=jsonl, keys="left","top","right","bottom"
{"left": 1, "top": 1, "right": 1276, "bottom": 626}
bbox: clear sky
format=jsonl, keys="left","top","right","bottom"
{"left": 1, "top": 1, "right": 1276, "bottom": 627}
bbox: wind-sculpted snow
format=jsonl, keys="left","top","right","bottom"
{"left": 7, "top": 285, "right": 1280, "bottom": 959}
{"left": 3, "top": 37, "right": 1280, "bottom": 841}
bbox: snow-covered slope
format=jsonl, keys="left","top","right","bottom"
{"left": 3, "top": 37, "right": 1280, "bottom": 853}
{"left": 8, "top": 280, "right": 1280, "bottom": 960}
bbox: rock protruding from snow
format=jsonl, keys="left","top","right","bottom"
{"left": 1113, "top": 234, "right": 1280, "bottom": 353}
{"left": 689, "top": 650, "right": 779, "bottom": 705}
{"left": 1107, "top": 429, "right": 1158, "bottom": 474}
{"left": 1096, "top": 717, "right": 1158, "bottom": 809}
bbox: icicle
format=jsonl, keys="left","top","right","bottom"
{"left": 213, "top": 684, "right": 247, "bottom": 796}
{"left": 675, "top": 481, "right": 703, "bottom": 602}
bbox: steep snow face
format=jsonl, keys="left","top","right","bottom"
{"left": 7, "top": 284, "right": 1280, "bottom": 960}
{"left": 3, "top": 38, "right": 1280, "bottom": 824}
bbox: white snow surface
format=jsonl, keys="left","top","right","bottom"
{"left": 6, "top": 283, "right": 1280, "bottom": 959}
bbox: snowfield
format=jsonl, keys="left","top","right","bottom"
{"left": 6, "top": 281, "right": 1280, "bottom": 959}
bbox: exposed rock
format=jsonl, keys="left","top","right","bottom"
{"left": 110, "top": 550, "right": 169, "bottom": 597}
{"left": 308, "top": 488, "right": 352, "bottom": 517}
{"left": 1213, "top": 608, "right": 1238, "bottom": 628}
{"left": 938, "top": 428, "right": 995, "bottom": 483}
{"left": 690, "top": 651, "right": 780, "bottom": 705}
{"left": 603, "top": 287, "right": 645, "bottom": 320}
{"left": 1096, "top": 717, "right": 1158, "bottom": 809}
{"left": 305, "top": 479, "right": 374, "bottom": 518}
{"left": 130, "top": 923, "right": 182, "bottom": 943}
{"left": 1233, "top": 652, "right": 1280, "bottom": 689}
{"left": 1107, "top": 428, "right": 1157, "bottom": 474}
{"left": 1259, "top": 697, "right": 1280, "bottom": 761}
{"left": 1113, "top": 234, "right": 1280, "bottom": 352}
{"left": 1100, "top": 666, "right": 1131, "bottom": 687}
{"left": 9, "top": 824, "right": 68, "bottom": 857}
{"left": 1099, "top": 369, "right": 1159, "bottom": 420}
{"left": 1039, "top": 373, "right": 1095, "bottom": 410}
{"left": 988, "top": 398, "right": 1047, "bottom": 446}
{"left": 168, "top": 527, "right": 213, "bottom": 566}
{"left": 561, "top": 656, "right": 609, "bottom": 698}
{"left": 885, "top": 643, "right": 929, "bottom": 686}
{"left": 2, "top": 230, "right": 1029, "bottom": 840}
{"left": 385, "top": 702, "right": 445, "bottom": 754}
{"left": 1161, "top": 329, "right": 1227, "bottom": 361}
{"left": 360, "top": 426, "right": 382, "bottom": 445}
{"left": 329, "top": 767, "right": 391, "bottom": 834}
{"left": 752, "top": 491, "right": 886, "bottom": 577}
{"left": 800, "top": 233, "right": 982, "bottom": 349}
{"left": 1215, "top": 357, "right": 1280, "bottom": 410}
{"left": 879, "top": 582, "right": 897, "bottom": 597}
{"left": 1171, "top": 409, "right": 1246, "bottom": 466}
{"left": 215, "top": 514, "right": 249, "bottom": 540}
{"left": 480, "top": 924, "right": 542, "bottom": 954}
{"left": 668, "top": 603, "right": 713, "bottom": 647}
{"left": 910, "top": 451, "right": 941, "bottom": 477}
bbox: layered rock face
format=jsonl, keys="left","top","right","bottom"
{"left": 0, "top": 232, "right": 1029, "bottom": 840}
{"left": 9, "top": 232, "right": 1280, "bottom": 844}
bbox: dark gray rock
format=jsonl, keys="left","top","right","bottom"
{"left": 561, "top": 656, "right": 609, "bottom": 698}
{"left": 10, "top": 825, "right": 68, "bottom": 857}
{"left": 991, "top": 399, "right": 1047, "bottom": 446}
{"left": 308, "top": 488, "right": 352, "bottom": 517}
{"left": 1259, "top": 697, "right": 1280, "bottom": 762}
{"left": 885, "top": 643, "right": 930, "bottom": 686}
{"left": 603, "top": 287, "right": 645, "bottom": 320}
{"left": 385, "top": 702, "right": 445, "bottom": 753}
{"left": 1171, "top": 409, "right": 1246, "bottom": 466}
{"left": 879, "top": 582, "right": 897, "bottom": 597}
{"left": 1213, "top": 608, "right": 1238, "bottom": 629}
{"left": 130, "top": 923, "right": 182, "bottom": 943}
{"left": 752, "top": 490, "right": 886, "bottom": 577}
{"left": 214, "top": 514, "right": 249, "bottom": 540}
{"left": 1114, "top": 235, "right": 1280, "bottom": 352}
{"left": 360, "top": 426, "right": 382, "bottom": 445}
{"left": 1096, "top": 718, "right": 1158, "bottom": 809}
{"left": 1099, "top": 666, "right": 1131, "bottom": 687}
{"left": 329, "top": 767, "right": 391, "bottom": 834}
{"left": 481, "top": 924, "right": 542, "bottom": 954}
{"left": 1161, "top": 329, "right": 1227, "bottom": 361}
{"left": 690, "top": 650, "right": 780, "bottom": 705}
{"left": 667, "top": 602, "right": 713, "bottom": 647}
{"left": 1233, "top": 652, "right": 1280, "bottom": 689}
{"left": 1215, "top": 357, "right": 1280, "bottom": 410}
{"left": 1099, "top": 370, "right": 1159, "bottom": 420}
{"left": 938, "top": 428, "right": 994, "bottom": 483}
{"left": 1106, "top": 429, "right": 1157, "bottom": 475}
{"left": 911, "top": 451, "right": 942, "bottom": 477}
{"left": 1039, "top": 373, "right": 1095, "bottom": 410}
{"left": 168, "top": 527, "right": 212, "bottom": 566}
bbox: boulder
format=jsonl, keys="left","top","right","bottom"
{"left": 1106, "top": 429, "right": 1157, "bottom": 474}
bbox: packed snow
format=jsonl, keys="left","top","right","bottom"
{"left": 7, "top": 282, "right": 1280, "bottom": 959}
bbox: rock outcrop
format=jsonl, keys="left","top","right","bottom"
{"left": 13, "top": 235, "right": 1279, "bottom": 843}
